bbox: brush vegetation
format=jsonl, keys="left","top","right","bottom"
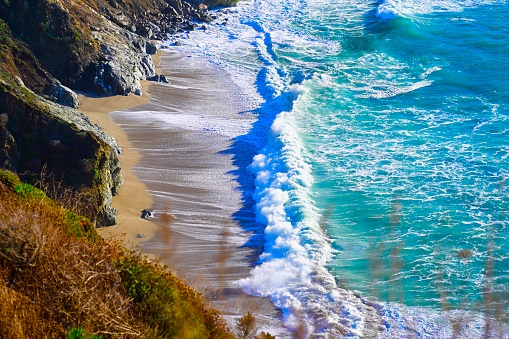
{"left": 0, "top": 170, "right": 234, "bottom": 338}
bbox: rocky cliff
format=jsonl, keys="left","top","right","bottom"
{"left": 0, "top": 0, "right": 236, "bottom": 225}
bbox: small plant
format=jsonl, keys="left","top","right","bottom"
{"left": 236, "top": 311, "right": 257, "bottom": 339}
{"left": 64, "top": 211, "right": 99, "bottom": 242}
{"left": 66, "top": 327, "right": 102, "bottom": 339}
{"left": 235, "top": 311, "right": 276, "bottom": 339}
{"left": 256, "top": 332, "right": 276, "bottom": 339}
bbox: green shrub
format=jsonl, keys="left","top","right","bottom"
{"left": 13, "top": 182, "right": 47, "bottom": 201}
{"left": 64, "top": 211, "right": 99, "bottom": 242}
{"left": 115, "top": 256, "right": 178, "bottom": 336}
{"left": 115, "top": 255, "right": 234, "bottom": 338}
{"left": 66, "top": 326, "right": 102, "bottom": 339}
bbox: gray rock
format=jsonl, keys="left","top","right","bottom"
{"left": 146, "top": 41, "right": 157, "bottom": 55}
{"left": 50, "top": 83, "right": 80, "bottom": 108}
{"left": 141, "top": 209, "right": 154, "bottom": 219}
{"left": 99, "top": 205, "right": 118, "bottom": 227}
{"left": 149, "top": 74, "right": 170, "bottom": 83}
{"left": 139, "top": 26, "right": 153, "bottom": 39}
{"left": 90, "top": 22, "right": 157, "bottom": 96}
{"left": 159, "top": 74, "right": 169, "bottom": 83}
{"left": 166, "top": 6, "right": 180, "bottom": 17}
{"left": 147, "top": 22, "right": 161, "bottom": 35}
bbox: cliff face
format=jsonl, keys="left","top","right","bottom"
{"left": 0, "top": 69, "right": 123, "bottom": 225}
{"left": 0, "top": 0, "right": 235, "bottom": 225}
{"left": 0, "top": 0, "right": 206, "bottom": 96}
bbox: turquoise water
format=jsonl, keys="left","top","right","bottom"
{"left": 301, "top": 1, "right": 509, "bottom": 309}
{"left": 169, "top": 0, "right": 509, "bottom": 336}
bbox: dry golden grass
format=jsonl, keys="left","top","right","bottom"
{"left": 0, "top": 174, "right": 234, "bottom": 338}
{"left": 0, "top": 274, "right": 55, "bottom": 339}
{"left": 0, "top": 181, "right": 141, "bottom": 337}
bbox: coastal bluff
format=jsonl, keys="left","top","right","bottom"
{"left": 0, "top": 0, "right": 236, "bottom": 225}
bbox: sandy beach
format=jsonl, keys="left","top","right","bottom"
{"left": 79, "top": 50, "right": 286, "bottom": 335}
{"left": 78, "top": 80, "right": 160, "bottom": 250}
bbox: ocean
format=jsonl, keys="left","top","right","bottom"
{"left": 159, "top": 0, "right": 509, "bottom": 336}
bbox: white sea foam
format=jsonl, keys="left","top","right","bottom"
{"left": 238, "top": 110, "right": 382, "bottom": 337}
{"left": 228, "top": 6, "right": 381, "bottom": 333}
{"left": 376, "top": 0, "right": 507, "bottom": 19}
{"left": 376, "top": 0, "right": 402, "bottom": 19}
{"left": 355, "top": 79, "right": 432, "bottom": 99}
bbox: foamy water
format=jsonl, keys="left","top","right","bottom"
{"left": 159, "top": 0, "right": 509, "bottom": 337}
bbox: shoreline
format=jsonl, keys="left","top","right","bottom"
{"left": 79, "top": 49, "right": 287, "bottom": 336}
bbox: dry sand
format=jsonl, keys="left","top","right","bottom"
{"left": 78, "top": 81, "right": 158, "bottom": 250}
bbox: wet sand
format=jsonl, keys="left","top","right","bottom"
{"left": 80, "top": 50, "right": 286, "bottom": 335}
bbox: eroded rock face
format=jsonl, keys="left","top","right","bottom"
{"left": 43, "top": 99, "right": 124, "bottom": 226}
{"left": 0, "top": 79, "right": 123, "bottom": 226}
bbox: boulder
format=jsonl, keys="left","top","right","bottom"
{"left": 146, "top": 41, "right": 157, "bottom": 55}
{"left": 159, "top": 74, "right": 169, "bottom": 83}
{"left": 99, "top": 205, "right": 118, "bottom": 227}
{"left": 141, "top": 209, "right": 154, "bottom": 219}
{"left": 149, "top": 74, "right": 170, "bottom": 83}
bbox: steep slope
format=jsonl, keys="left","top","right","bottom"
{"left": 0, "top": 175, "right": 234, "bottom": 338}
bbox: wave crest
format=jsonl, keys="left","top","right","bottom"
{"left": 237, "top": 110, "right": 385, "bottom": 337}
{"left": 376, "top": 0, "right": 505, "bottom": 19}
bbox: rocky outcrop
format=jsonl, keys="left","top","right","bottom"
{"left": 43, "top": 99, "right": 123, "bottom": 226}
{"left": 0, "top": 75, "right": 122, "bottom": 226}
{"left": 0, "top": 0, "right": 221, "bottom": 97}
{"left": 85, "top": 24, "right": 157, "bottom": 96}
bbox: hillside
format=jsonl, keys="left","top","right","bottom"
{"left": 0, "top": 170, "right": 234, "bottom": 338}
